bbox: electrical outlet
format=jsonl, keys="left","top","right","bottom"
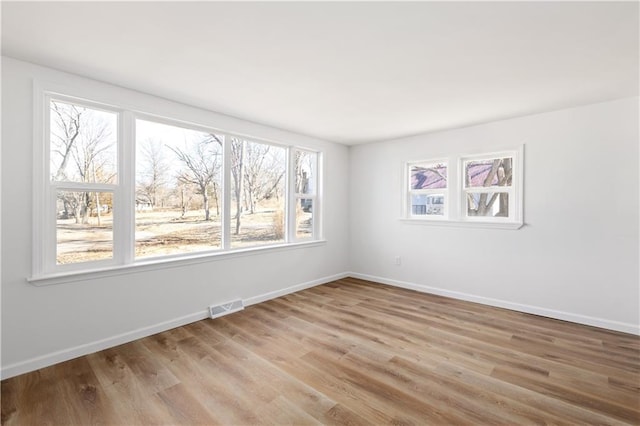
{"left": 395, "top": 256, "right": 401, "bottom": 266}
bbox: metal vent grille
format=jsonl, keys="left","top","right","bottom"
{"left": 209, "top": 299, "right": 244, "bottom": 319}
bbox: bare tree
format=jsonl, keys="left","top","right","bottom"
{"left": 173, "top": 180, "right": 195, "bottom": 218}
{"left": 51, "top": 101, "right": 84, "bottom": 223}
{"left": 294, "top": 150, "right": 305, "bottom": 193}
{"left": 169, "top": 134, "right": 222, "bottom": 221}
{"left": 230, "top": 138, "right": 245, "bottom": 234}
{"left": 137, "top": 139, "right": 169, "bottom": 208}
{"left": 230, "top": 139, "right": 286, "bottom": 235}
{"left": 51, "top": 101, "right": 116, "bottom": 224}
{"left": 242, "top": 142, "right": 285, "bottom": 214}
{"left": 50, "top": 101, "right": 82, "bottom": 181}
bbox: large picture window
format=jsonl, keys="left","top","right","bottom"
{"left": 403, "top": 147, "right": 523, "bottom": 228}
{"left": 135, "top": 119, "right": 224, "bottom": 258}
{"left": 33, "top": 87, "right": 322, "bottom": 281}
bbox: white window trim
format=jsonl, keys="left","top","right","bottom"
{"left": 402, "top": 146, "right": 524, "bottom": 229}
{"left": 399, "top": 218, "right": 523, "bottom": 230}
{"left": 32, "top": 80, "right": 323, "bottom": 283}
{"left": 33, "top": 86, "right": 130, "bottom": 278}
{"left": 28, "top": 240, "right": 327, "bottom": 287}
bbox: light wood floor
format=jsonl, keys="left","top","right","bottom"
{"left": 2, "top": 277, "right": 639, "bottom": 425}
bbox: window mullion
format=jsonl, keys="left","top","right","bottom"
{"left": 507, "top": 186, "right": 516, "bottom": 221}
{"left": 288, "top": 148, "right": 296, "bottom": 242}
{"left": 45, "top": 188, "right": 57, "bottom": 274}
{"left": 310, "top": 152, "right": 318, "bottom": 239}
{"left": 310, "top": 194, "right": 318, "bottom": 239}
{"left": 118, "top": 111, "right": 135, "bottom": 264}
{"left": 51, "top": 182, "right": 118, "bottom": 192}
{"left": 222, "top": 134, "right": 232, "bottom": 250}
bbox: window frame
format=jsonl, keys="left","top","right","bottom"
{"left": 404, "top": 159, "right": 449, "bottom": 220}
{"left": 460, "top": 150, "right": 521, "bottom": 223}
{"left": 290, "top": 148, "right": 320, "bottom": 241}
{"left": 133, "top": 114, "right": 229, "bottom": 258}
{"left": 402, "top": 146, "right": 524, "bottom": 229}
{"left": 35, "top": 91, "right": 129, "bottom": 277}
{"left": 32, "top": 81, "right": 323, "bottom": 283}
{"left": 225, "top": 134, "right": 291, "bottom": 250}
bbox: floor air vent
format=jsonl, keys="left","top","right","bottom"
{"left": 209, "top": 299, "right": 244, "bottom": 319}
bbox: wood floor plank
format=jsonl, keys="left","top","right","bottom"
{"left": 155, "top": 383, "right": 218, "bottom": 425}
{"left": 491, "top": 365, "right": 639, "bottom": 424}
{"left": 353, "top": 293, "right": 638, "bottom": 383}
{"left": 50, "top": 357, "right": 119, "bottom": 426}
{"left": 2, "top": 277, "right": 639, "bottom": 425}
{"left": 254, "top": 395, "right": 324, "bottom": 426}
{"left": 143, "top": 330, "right": 263, "bottom": 424}
{"left": 215, "top": 322, "right": 407, "bottom": 424}
{"left": 301, "top": 347, "right": 475, "bottom": 425}
{"left": 2, "top": 370, "right": 73, "bottom": 426}
{"left": 114, "top": 340, "right": 180, "bottom": 394}
{"left": 429, "top": 360, "right": 630, "bottom": 425}
{"left": 209, "top": 336, "right": 346, "bottom": 424}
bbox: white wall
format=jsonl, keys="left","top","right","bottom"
{"left": 2, "top": 56, "right": 638, "bottom": 380}
{"left": 349, "top": 97, "right": 639, "bottom": 334}
{"left": 1, "top": 57, "right": 350, "bottom": 378}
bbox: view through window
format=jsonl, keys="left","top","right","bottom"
{"left": 229, "top": 138, "right": 287, "bottom": 248}
{"left": 135, "top": 119, "right": 223, "bottom": 258}
{"left": 51, "top": 100, "right": 118, "bottom": 264}
{"left": 408, "top": 162, "right": 448, "bottom": 217}
{"left": 464, "top": 157, "right": 513, "bottom": 218}
{"left": 295, "top": 150, "right": 317, "bottom": 239}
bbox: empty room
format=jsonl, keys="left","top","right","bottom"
{"left": 1, "top": 1, "right": 639, "bottom": 425}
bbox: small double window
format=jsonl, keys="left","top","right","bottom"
{"left": 404, "top": 148, "right": 523, "bottom": 227}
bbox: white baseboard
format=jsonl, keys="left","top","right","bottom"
{"left": 244, "top": 272, "right": 350, "bottom": 306}
{"left": 1, "top": 272, "right": 350, "bottom": 380}
{"left": 349, "top": 272, "right": 640, "bottom": 336}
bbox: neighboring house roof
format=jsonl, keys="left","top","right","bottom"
{"left": 411, "top": 165, "right": 447, "bottom": 189}
{"left": 412, "top": 161, "right": 510, "bottom": 189}
{"left": 467, "top": 163, "right": 496, "bottom": 187}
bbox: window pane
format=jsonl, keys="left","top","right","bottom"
{"left": 411, "top": 194, "right": 445, "bottom": 216}
{"left": 56, "top": 190, "right": 113, "bottom": 264}
{"left": 296, "top": 198, "right": 313, "bottom": 238}
{"left": 466, "top": 192, "right": 509, "bottom": 217}
{"left": 50, "top": 100, "right": 117, "bottom": 183}
{"left": 410, "top": 163, "right": 447, "bottom": 190}
{"left": 135, "top": 120, "right": 223, "bottom": 258}
{"left": 295, "top": 150, "right": 317, "bottom": 195}
{"left": 465, "top": 157, "right": 513, "bottom": 188}
{"left": 230, "top": 139, "right": 286, "bottom": 248}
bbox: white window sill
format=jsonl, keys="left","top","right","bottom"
{"left": 29, "top": 240, "right": 327, "bottom": 286}
{"left": 400, "top": 218, "right": 524, "bottom": 230}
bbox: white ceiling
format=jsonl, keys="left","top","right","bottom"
{"left": 2, "top": 2, "right": 638, "bottom": 145}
